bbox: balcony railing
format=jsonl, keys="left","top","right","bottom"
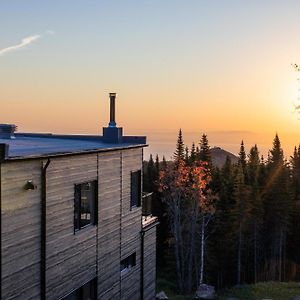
{"left": 142, "top": 192, "right": 153, "bottom": 217}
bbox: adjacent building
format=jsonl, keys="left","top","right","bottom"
{"left": 0, "top": 93, "right": 158, "bottom": 300}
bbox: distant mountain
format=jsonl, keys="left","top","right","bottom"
{"left": 211, "top": 146, "right": 238, "bottom": 168}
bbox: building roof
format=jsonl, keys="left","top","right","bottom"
{"left": 0, "top": 133, "right": 147, "bottom": 160}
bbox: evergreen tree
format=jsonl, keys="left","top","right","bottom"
{"left": 196, "top": 146, "right": 200, "bottom": 160}
{"left": 248, "top": 145, "right": 260, "bottom": 185}
{"left": 146, "top": 154, "right": 155, "bottom": 192}
{"left": 209, "top": 156, "right": 237, "bottom": 287}
{"left": 162, "top": 156, "right": 167, "bottom": 170}
{"left": 238, "top": 140, "right": 247, "bottom": 178}
{"left": 263, "top": 134, "right": 291, "bottom": 281}
{"left": 174, "top": 129, "right": 185, "bottom": 162}
{"left": 185, "top": 146, "right": 189, "bottom": 164}
{"left": 155, "top": 154, "right": 160, "bottom": 179}
{"left": 269, "top": 133, "right": 284, "bottom": 166}
{"left": 199, "top": 134, "right": 212, "bottom": 167}
{"left": 233, "top": 164, "right": 247, "bottom": 285}
{"left": 247, "top": 145, "right": 263, "bottom": 283}
{"left": 287, "top": 145, "right": 300, "bottom": 278}
{"left": 190, "top": 142, "right": 196, "bottom": 164}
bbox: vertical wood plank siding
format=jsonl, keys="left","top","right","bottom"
{"left": 143, "top": 226, "right": 157, "bottom": 300}
{"left": 1, "top": 161, "right": 42, "bottom": 300}
{"left": 121, "top": 149, "right": 143, "bottom": 300}
{"left": 1, "top": 147, "right": 157, "bottom": 300}
{"left": 45, "top": 155, "right": 98, "bottom": 300}
{"left": 97, "top": 151, "right": 121, "bottom": 299}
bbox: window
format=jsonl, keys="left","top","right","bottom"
{"left": 74, "top": 181, "right": 97, "bottom": 231}
{"left": 130, "top": 170, "right": 141, "bottom": 208}
{"left": 121, "top": 253, "right": 136, "bottom": 274}
{"left": 62, "top": 278, "right": 97, "bottom": 300}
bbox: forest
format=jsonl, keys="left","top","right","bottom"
{"left": 143, "top": 130, "right": 300, "bottom": 296}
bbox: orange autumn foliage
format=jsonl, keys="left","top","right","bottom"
{"left": 159, "top": 159, "right": 214, "bottom": 213}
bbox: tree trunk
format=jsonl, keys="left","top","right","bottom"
{"left": 200, "top": 215, "right": 205, "bottom": 285}
{"left": 172, "top": 198, "right": 184, "bottom": 293}
{"left": 237, "top": 222, "right": 242, "bottom": 285}
{"left": 187, "top": 206, "right": 197, "bottom": 293}
{"left": 254, "top": 221, "right": 257, "bottom": 284}
{"left": 279, "top": 227, "right": 283, "bottom": 281}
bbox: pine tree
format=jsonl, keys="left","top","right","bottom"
{"left": 155, "top": 154, "right": 160, "bottom": 179}
{"left": 233, "top": 164, "right": 246, "bottom": 285}
{"left": 199, "top": 134, "right": 212, "bottom": 167}
{"left": 287, "top": 145, "right": 300, "bottom": 278}
{"left": 209, "top": 156, "right": 237, "bottom": 287}
{"left": 248, "top": 145, "right": 260, "bottom": 183}
{"left": 196, "top": 146, "right": 200, "bottom": 160}
{"left": 174, "top": 129, "right": 185, "bottom": 163}
{"left": 146, "top": 154, "right": 155, "bottom": 192}
{"left": 238, "top": 140, "right": 247, "bottom": 178}
{"left": 190, "top": 142, "right": 196, "bottom": 164}
{"left": 263, "top": 134, "right": 291, "bottom": 281}
{"left": 269, "top": 133, "right": 284, "bottom": 166}
{"left": 185, "top": 146, "right": 189, "bottom": 164}
{"left": 162, "top": 156, "right": 167, "bottom": 170}
{"left": 247, "top": 144, "right": 263, "bottom": 283}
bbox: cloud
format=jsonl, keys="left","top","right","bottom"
{"left": 0, "top": 30, "right": 54, "bottom": 57}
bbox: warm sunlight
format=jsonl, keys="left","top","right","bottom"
{"left": 2, "top": 2, "right": 300, "bottom": 300}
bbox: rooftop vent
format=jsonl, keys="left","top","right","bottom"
{"left": 0, "top": 124, "right": 17, "bottom": 139}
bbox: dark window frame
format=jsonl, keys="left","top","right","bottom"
{"left": 130, "top": 170, "right": 142, "bottom": 209}
{"left": 121, "top": 252, "right": 136, "bottom": 274}
{"left": 74, "top": 180, "right": 98, "bottom": 232}
{"left": 61, "top": 277, "right": 97, "bottom": 300}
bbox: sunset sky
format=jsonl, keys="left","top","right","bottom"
{"left": 2, "top": 1, "right": 300, "bottom": 158}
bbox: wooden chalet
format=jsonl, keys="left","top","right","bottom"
{"left": 0, "top": 93, "right": 158, "bottom": 300}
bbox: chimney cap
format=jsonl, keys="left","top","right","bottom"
{"left": 109, "top": 92, "right": 116, "bottom": 97}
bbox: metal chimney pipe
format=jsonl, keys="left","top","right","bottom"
{"left": 109, "top": 93, "right": 116, "bottom": 127}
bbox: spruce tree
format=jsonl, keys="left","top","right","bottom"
{"left": 155, "top": 154, "right": 160, "bottom": 179}
{"left": 199, "top": 134, "right": 212, "bottom": 167}
{"left": 248, "top": 145, "right": 260, "bottom": 185}
{"left": 247, "top": 144, "right": 263, "bottom": 283}
{"left": 233, "top": 164, "right": 246, "bottom": 285}
{"left": 174, "top": 129, "right": 185, "bottom": 162}
{"left": 190, "top": 142, "right": 196, "bottom": 164}
{"left": 185, "top": 146, "right": 189, "bottom": 164}
{"left": 269, "top": 133, "right": 284, "bottom": 166}
{"left": 146, "top": 154, "right": 155, "bottom": 192}
{"left": 162, "top": 156, "right": 167, "bottom": 170}
{"left": 263, "top": 134, "right": 291, "bottom": 281}
{"left": 287, "top": 145, "right": 300, "bottom": 275}
{"left": 209, "top": 156, "right": 237, "bottom": 287}
{"left": 238, "top": 140, "right": 247, "bottom": 178}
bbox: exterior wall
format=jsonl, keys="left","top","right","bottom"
{"left": 45, "top": 155, "right": 98, "bottom": 300}
{"left": 1, "top": 160, "right": 42, "bottom": 300}
{"left": 0, "top": 147, "right": 156, "bottom": 300}
{"left": 121, "top": 148, "right": 143, "bottom": 300}
{"left": 143, "top": 225, "right": 157, "bottom": 300}
{"left": 97, "top": 151, "right": 121, "bottom": 299}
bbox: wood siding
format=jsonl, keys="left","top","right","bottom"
{"left": 97, "top": 151, "right": 121, "bottom": 300}
{"left": 1, "top": 147, "right": 157, "bottom": 300}
{"left": 143, "top": 225, "right": 157, "bottom": 300}
{"left": 45, "top": 155, "right": 97, "bottom": 300}
{"left": 1, "top": 161, "right": 41, "bottom": 300}
{"left": 121, "top": 149, "right": 143, "bottom": 300}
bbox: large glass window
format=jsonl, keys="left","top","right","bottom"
{"left": 130, "top": 170, "right": 141, "bottom": 208}
{"left": 62, "top": 278, "right": 97, "bottom": 300}
{"left": 74, "top": 181, "right": 97, "bottom": 231}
